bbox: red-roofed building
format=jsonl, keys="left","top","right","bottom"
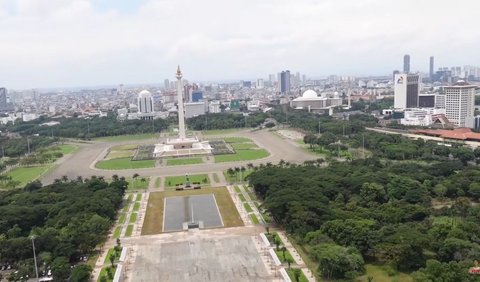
{"left": 412, "top": 128, "right": 480, "bottom": 141}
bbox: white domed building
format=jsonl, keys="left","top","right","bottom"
{"left": 290, "top": 90, "right": 343, "bottom": 112}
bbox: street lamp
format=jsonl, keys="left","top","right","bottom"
{"left": 31, "top": 236, "right": 39, "bottom": 281}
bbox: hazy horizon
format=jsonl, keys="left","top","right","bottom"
{"left": 1, "top": 0, "right": 479, "bottom": 89}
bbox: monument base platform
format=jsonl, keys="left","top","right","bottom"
{"left": 153, "top": 137, "right": 212, "bottom": 158}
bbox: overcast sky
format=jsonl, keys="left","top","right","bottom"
{"left": 0, "top": 0, "right": 479, "bottom": 89}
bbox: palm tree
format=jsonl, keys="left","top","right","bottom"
{"left": 226, "top": 168, "right": 234, "bottom": 182}
{"left": 293, "top": 268, "right": 301, "bottom": 282}
{"left": 286, "top": 257, "right": 293, "bottom": 269}
{"left": 246, "top": 163, "right": 254, "bottom": 170}
{"left": 132, "top": 173, "right": 140, "bottom": 190}
{"left": 76, "top": 176, "right": 83, "bottom": 183}
{"left": 112, "top": 174, "right": 119, "bottom": 182}
{"left": 281, "top": 246, "right": 287, "bottom": 260}
{"left": 61, "top": 175, "right": 68, "bottom": 182}
{"left": 240, "top": 166, "right": 246, "bottom": 181}
{"left": 234, "top": 167, "right": 240, "bottom": 182}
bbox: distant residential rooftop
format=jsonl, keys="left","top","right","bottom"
{"left": 412, "top": 128, "right": 480, "bottom": 141}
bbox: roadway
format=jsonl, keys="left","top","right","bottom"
{"left": 40, "top": 129, "right": 317, "bottom": 184}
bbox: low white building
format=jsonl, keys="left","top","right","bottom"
{"left": 290, "top": 90, "right": 343, "bottom": 111}
{"left": 208, "top": 101, "right": 221, "bottom": 113}
{"left": 400, "top": 108, "right": 446, "bottom": 126}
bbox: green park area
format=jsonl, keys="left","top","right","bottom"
{"left": 214, "top": 137, "right": 269, "bottom": 163}
{"left": 142, "top": 187, "right": 243, "bottom": 235}
{"left": 224, "top": 168, "right": 253, "bottom": 182}
{"left": 95, "top": 133, "right": 157, "bottom": 142}
{"left": 1, "top": 165, "right": 51, "bottom": 189}
{"left": 55, "top": 144, "right": 79, "bottom": 155}
{"left": 96, "top": 157, "right": 154, "bottom": 170}
{"left": 201, "top": 128, "right": 244, "bottom": 135}
{"left": 105, "top": 144, "right": 137, "bottom": 160}
{"left": 125, "top": 177, "right": 149, "bottom": 190}
{"left": 286, "top": 269, "right": 309, "bottom": 282}
{"left": 165, "top": 174, "right": 210, "bottom": 187}
{"left": 166, "top": 157, "right": 203, "bottom": 166}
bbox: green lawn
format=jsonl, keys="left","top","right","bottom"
{"left": 275, "top": 249, "right": 294, "bottom": 263}
{"left": 95, "top": 133, "right": 158, "bottom": 142}
{"left": 118, "top": 213, "right": 126, "bottom": 224}
{"left": 96, "top": 158, "right": 154, "bottom": 170}
{"left": 125, "top": 225, "right": 134, "bottom": 237}
{"left": 135, "top": 194, "right": 142, "bottom": 201}
{"left": 104, "top": 248, "right": 122, "bottom": 264}
{"left": 224, "top": 168, "right": 254, "bottom": 182}
{"left": 155, "top": 177, "right": 161, "bottom": 188}
{"left": 122, "top": 203, "right": 130, "bottom": 213}
{"left": 231, "top": 142, "right": 258, "bottom": 150}
{"left": 126, "top": 178, "right": 149, "bottom": 190}
{"left": 127, "top": 194, "right": 133, "bottom": 201}
{"left": 246, "top": 187, "right": 257, "bottom": 200}
{"left": 167, "top": 157, "right": 203, "bottom": 166}
{"left": 129, "top": 213, "right": 137, "bottom": 223}
{"left": 97, "top": 266, "right": 116, "bottom": 282}
{"left": 133, "top": 202, "right": 140, "bottom": 212}
{"left": 244, "top": 203, "right": 253, "bottom": 213}
{"left": 112, "top": 227, "right": 121, "bottom": 239}
{"left": 202, "top": 128, "right": 245, "bottom": 135}
{"left": 2, "top": 165, "right": 51, "bottom": 188}
{"left": 224, "top": 137, "right": 252, "bottom": 143}
{"left": 55, "top": 144, "right": 79, "bottom": 155}
{"left": 238, "top": 194, "right": 246, "bottom": 202}
{"left": 286, "top": 269, "right": 309, "bottom": 282}
{"left": 234, "top": 186, "right": 241, "bottom": 193}
{"left": 215, "top": 149, "right": 269, "bottom": 163}
{"left": 165, "top": 174, "right": 210, "bottom": 187}
{"left": 250, "top": 214, "right": 260, "bottom": 224}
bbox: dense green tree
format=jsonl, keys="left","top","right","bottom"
{"left": 312, "top": 243, "right": 364, "bottom": 280}
{"left": 70, "top": 265, "right": 93, "bottom": 282}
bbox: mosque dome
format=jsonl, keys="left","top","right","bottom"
{"left": 302, "top": 90, "right": 318, "bottom": 99}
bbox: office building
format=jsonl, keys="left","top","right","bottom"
{"left": 191, "top": 91, "right": 203, "bottom": 102}
{"left": 394, "top": 73, "right": 420, "bottom": 109}
{"left": 256, "top": 79, "right": 264, "bottom": 89}
{"left": 280, "top": 70, "right": 291, "bottom": 94}
{"left": 443, "top": 80, "right": 476, "bottom": 128}
{"left": 429, "top": 56, "right": 434, "bottom": 81}
{"left": 403, "top": 54, "right": 410, "bottom": 73}
{"left": 137, "top": 90, "right": 154, "bottom": 120}
{"left": 164, "top": 79, "right": 170, "bottom": 90}
{"left": 0, "top": 88, "right": 7, "bottom": 111}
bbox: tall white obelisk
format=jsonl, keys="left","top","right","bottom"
{"left": 176, "top": 66, "right": 186, "bottom": 140}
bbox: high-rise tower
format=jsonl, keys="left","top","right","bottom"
{"left": 176, "top": 66, "right": 186, "bottom": 140}
{"left": 429, "top": 56, "right": 434, "bottom": 81}
{"left": 403, "top": 54, "right": 410, "bottom": 73}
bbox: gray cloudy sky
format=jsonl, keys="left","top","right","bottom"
{"left": 0, "top": 0, "right": 479, "bottom": 89}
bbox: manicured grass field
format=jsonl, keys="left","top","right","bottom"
{"left": 55, "top": 144, "right": 79, "bottom": 155}
{"left": 122, "top": 203, "right": 130, "bottom": 213}
{"left": 96, "top": 157, "right": 154, "bottom": 170}
{"left": 126, "top": 177, "right": 149, "bottom": 190}
{"left": 95, "top": 133, "right": 157, "bottom": 142}
{"left": 250, "top": 214, "right": 260, "bottom": 224}
{"left": 166, "top": 157, "right": 203, "bottom": 166}
{"left": 244, "top": 203, "right": 253, "bottom": 213}
{"left": 129, "top": 213, "right": 137, "bottom": 223}
{"left": 133, "top": 202, "right": 140, "bottom": 212}
{"left": 224, "top": 137, "right": 252, "bottom": 143}
{"left": 165, "top": 174, "right": 210, "bottom": 187}
{"left": 234, "top": 186, "right": 241, "bottom": 193}
{"left": 155, "top": 177, "right": 161, "bottom": 188}
{"left": 105, "top": 144, "right": 137, "bottom": 160}
{"left": 142, "top": 187, "right": 243, "bottom": 235}
{"left": 223, "top": 168, "right": 254, "bottom": 182}
{"left": 135, "top": 194, "right": 142, "bottom": 201}
{"left": 118, "top": 213, "right": 126, "bottom": 224}
{"left": 202, "top": 128, "right": 245, "bottom": 135}
{"left": 238, "top": 194, "right": 246, "bottom": 202}
{"left": 230, "top": 142, "right": 257, "bottom": 150}
{"left": 3, "top": 165, "right": 51, "bottom": 188}
{"left": 125, "top": 225, "right": 134, "bottom": 237}
{"left": 113, "top": 227, "right": 121, "bottom": 239}
{"left": 215, "top": 149, "right": 269, "bottom": 163}
{"left": 127, "top": 194, "right": 133, "bottom": 201}
{"left": 286, "top": 269, "right": 309, "bottom": 282}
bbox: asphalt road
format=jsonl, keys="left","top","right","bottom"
{"left": 40, "top": 129, "right": 317, "bottom": 184}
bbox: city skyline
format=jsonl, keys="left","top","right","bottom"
{"left": 1, "top": 0, "right": 479, "bottom": 89}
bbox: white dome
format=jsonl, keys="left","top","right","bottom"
{"left": 138, "top": 90, "right": 152, "bottom": 98}
{"left": 302, "top": 90, "right": 318, "bottom": 98}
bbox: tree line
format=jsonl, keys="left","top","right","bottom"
{"left": 248, "top": 159, "right": 480, "bottom": 281}
{"left": 0, "top": 176, "right": 128, "bottom": 281}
